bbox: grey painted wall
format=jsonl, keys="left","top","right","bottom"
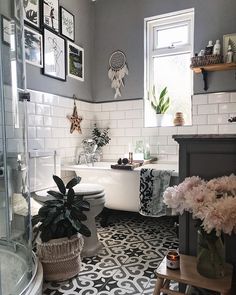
{"left": 26, "top": 0, "right": 94, "bottom": 102}
{"left": 93, "top": 0, "right": 236, "bottom": 102}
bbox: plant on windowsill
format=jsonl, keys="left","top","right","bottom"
{"left": 32, "top": 175, "right": 91, "bottom": 281}
{"left": 149, "top": 86, "right": 170, "bottom": 126}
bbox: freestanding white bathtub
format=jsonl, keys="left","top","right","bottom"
{"left": 62, "top": 162, "right": 179, "bottom": 212}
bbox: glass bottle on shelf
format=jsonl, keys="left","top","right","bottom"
{"left": 225, "top": 45, "right": 233, "bottom": 63}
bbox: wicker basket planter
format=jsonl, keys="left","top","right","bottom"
{"left": 191, "top": 54, "right": 223, "bottom": 67}
{"left": 36, "top": 234, "right": 84, "bottom": 281}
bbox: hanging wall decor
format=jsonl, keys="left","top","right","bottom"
{"left": 67, "top": 95, "right": 83, "bottom": 134}
{"left": 108, "top": 50, "right": 128, "bottom": 99}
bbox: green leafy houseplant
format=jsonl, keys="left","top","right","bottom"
{"left": 150, "top": 86, "right": 170, "bottom": 114}
{"left": 32, "top": 175, "right": 91, "bottom": 243}
{"left": 92, "top": 124, "right": 111, "bottom": 148}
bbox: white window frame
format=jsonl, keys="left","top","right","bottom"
{"left": 144, "top": 8, "right": 194, "bottom": 109}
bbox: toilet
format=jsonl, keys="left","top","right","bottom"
{"left": 29, "top": 150, "right": 106, "bottom": 257}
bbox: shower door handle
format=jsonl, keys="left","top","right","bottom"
{"left": 0, "top": 166, "right": 4, "bottom": 178}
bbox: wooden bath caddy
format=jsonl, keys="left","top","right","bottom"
{"left": 110, "top": 163, "right": 140, "bottom": 170}
{"left": 111, "top": 157, "right": 158, "bottom": 170}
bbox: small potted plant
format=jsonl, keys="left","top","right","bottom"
{"left": 32, "top": 175, "right": 91, "bottom": 281}
{"left": 149, "top": 86, "right": 170, "bottom": 125}
{"left": 91, "top": 124, "right": 111, "bottom": 161}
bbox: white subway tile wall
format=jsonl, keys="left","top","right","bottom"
{"left": 3, "top": 88, "right": 236, "bottom": 166}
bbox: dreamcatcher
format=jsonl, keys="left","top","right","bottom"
{"left": 108, "top": 50, "right": 128, "bottom": 99}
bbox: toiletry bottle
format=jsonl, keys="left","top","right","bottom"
{"left": 205, "top": 40, "right": 213, "bottom": 55}
{"left": 213, "top": 40, "right": 221, "bottom": 55}
{"left": 225, "top": 45, "right": 233, "bottom": 63}
{"left": 129, "top": 152, "right": 133, "bottom": 164}
{"left": 144, "top": 143, "right": 150, "bottom": 160}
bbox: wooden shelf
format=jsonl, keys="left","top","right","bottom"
{"left": 190, "top": 62, "right": 236, "bottom": 91}
{"left": 191, "top": 62, "right": 236, "bottom": 73}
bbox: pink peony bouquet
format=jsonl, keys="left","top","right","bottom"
{"left": 163, "top": 174, "right": 236, "bottom": 236}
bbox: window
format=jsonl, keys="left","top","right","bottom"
{"left": 144, "top": 9, "right": 194, "bottom": 127}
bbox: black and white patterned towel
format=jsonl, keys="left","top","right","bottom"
{"left": 139, "top": 168, "right": 172, "bottom": 217}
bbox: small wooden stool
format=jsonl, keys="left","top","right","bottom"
{"left": 153, "top": 254, "right": 233, "bottom": 295}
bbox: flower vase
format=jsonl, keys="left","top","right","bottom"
{"left": 197, "top": 230, "right": 225, "bottom": 279}
{"left": 94, "top": 147, "right": 102, "bottom": 162}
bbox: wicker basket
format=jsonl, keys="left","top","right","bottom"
{"left": 191, "top": 55, "right": 223, "bottom": 67}
{"left": 37, "top": 234, "right": 84, "bottom": 281}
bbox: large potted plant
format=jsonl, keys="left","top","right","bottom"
{"left": 149, "top": 86, "right": 170, "bottom": 126}
{"left": 32, "top": 175, "right": 91, "bottom": 281}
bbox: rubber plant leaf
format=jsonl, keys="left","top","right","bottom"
{"left": 66, "top": 176, "right": 82, "bottom": 189}
{"left": 47, "top": 190, "right": 64, "bottom": 199}
{"left": 73, "top": 199, "right": 90, "bottom": 211}
{"left": 67, "top": 188, "right": 75, "bottom": 204}
{"left": 71, "top": 207, "right": 87, "bottom": 221}
{"left": 53, "top": 175, "right": 66, "bottom": 195}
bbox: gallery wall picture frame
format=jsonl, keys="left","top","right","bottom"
{"left": 23, "top": 0, "right": 41, "bottom": 29}
{"left": 1, "top": 16, "right": 11, "bottom": 46}
{"left": 43, "top": 28, "right": 66, "bottom": 81}
{"left": 67, "top": 41, "right": 84, "bottom": 81}
{"left": 24, "top": 26, "right": 43, "bottom": 68}
{"left": 223, "top": 33, "right": 236, "bottom": 63}
{"left": 60, "top": 7, "right": 75, "bottom": 42}
{"left": 43, "top": 0, "right": 59, "bottom": 33}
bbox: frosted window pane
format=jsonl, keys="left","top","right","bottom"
{"left": 155, "top": 25, "right": 188, "bottom": 48}
{"left": 153, "top": 53, "right": 192, "bottom": 124}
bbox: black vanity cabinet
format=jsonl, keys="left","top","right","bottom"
{"left": 173, "top": 135, "right": 236, "bottom": 273}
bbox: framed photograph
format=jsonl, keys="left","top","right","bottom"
{"left": 1, "top": 16, "right": 11, "bottom": 45}
{"left": 43, "top": 28, "right": 66, "bottom": 81}
{"left": 24, "top": 26, "right": 43, "bottom": 68}
{"left": 223, "top": 33, "right": 236, "bottom": 62}
{"left": 43, "top": 0, "right": 59, "bottom": 32}
{"left": 23, "top": 0, "right": 40, "bottom": 29}
{"left": 60, "top": 7, "right": 75, "bottom": 41}
{"left": 67, "top": 41, "right": 84, "bottom": 81}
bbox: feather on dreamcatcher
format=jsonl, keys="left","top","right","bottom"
{"left": 108, "top": 50, "right": 128, "bottom": 99}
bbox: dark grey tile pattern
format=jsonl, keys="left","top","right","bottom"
{"left": 43, "top": 212, "right": 179, "bottom": 295}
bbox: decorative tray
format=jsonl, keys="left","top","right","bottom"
{"left": 110, "top": 163, "right": 140, "bottom": 170}
{"left": 110, "top": 157, "right": 158, "bottom": 170}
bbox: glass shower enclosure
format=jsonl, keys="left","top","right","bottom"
{"left": 0, "top": 0, "right": 38, "bottom": 294}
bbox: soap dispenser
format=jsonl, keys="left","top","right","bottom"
{"left": 205, "top": 40, "right": 213, "bottom": 55}
{"left": 213, "top": 40, "right": 221, "bottom": 55}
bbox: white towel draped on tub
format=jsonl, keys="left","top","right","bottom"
{"left": 139, "top": 168, "right": 172, "bottom": 217}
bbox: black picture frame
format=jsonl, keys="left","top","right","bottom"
{"left": 23, "top": 0, "right": 41, "bottom": 30}
{"left": 1, "top": 16, "right": 11, "bottom": 46}
{"left": 43, "top": 28, "right": 66, "bottom": 81}
{"left": 60, "top": 6, "right": 75, "bottom": 42}
{"left": 24, "top": 26, "right": 43, "bottom": 68}
{"left": 43, "top": 0, "right": 59, "bottom": 33}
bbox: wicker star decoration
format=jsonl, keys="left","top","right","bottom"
{"left": 67, "top": 99, "right": 83, "bottom": 134}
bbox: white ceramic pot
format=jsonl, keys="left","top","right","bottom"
{"left": 156, "top": 114, "right": 173, "bottom": 126}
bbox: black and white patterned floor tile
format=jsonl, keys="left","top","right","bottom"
{"left": 45, "top": 211, "right": 214, "bottom": 295}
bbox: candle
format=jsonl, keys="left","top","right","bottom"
{"left": 166, "top": 250, "right": 180, "bottom": 270}
{"left": 128, "top": 143, "right": 132, "bottom": 153}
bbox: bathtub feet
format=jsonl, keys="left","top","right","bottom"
{"left": 100, "top": 207, "right": 113, "bottom": 227}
